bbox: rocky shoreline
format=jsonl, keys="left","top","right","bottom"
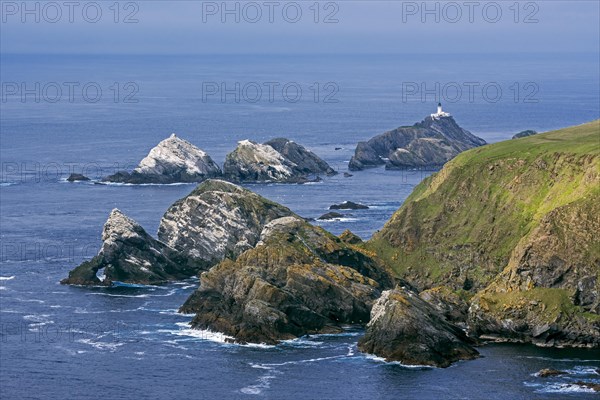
{"left": 61, "top": 119, "right": 599, "bottom": 367}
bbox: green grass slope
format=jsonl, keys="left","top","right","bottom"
{"left": 368, "top": 120, "right": 599, "bottom": 292}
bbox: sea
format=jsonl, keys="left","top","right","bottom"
{"left": 1, "top": 53, "right": 599, "bottom": 399}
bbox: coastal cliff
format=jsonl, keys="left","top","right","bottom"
{"left": 367, "top": 120, "right": 600, "bottom": 347}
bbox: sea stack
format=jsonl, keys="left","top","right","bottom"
{"left": 61, "top": 209, "right": 201, "bottom": 285}
{"left": 103, "top": 134, "right": 222, "bottom": 184}
{"left": 223, "top": 138, "right": 335, "bottom": 183}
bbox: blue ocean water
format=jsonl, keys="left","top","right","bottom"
{"left": 1, "top": 53, "right": 599, "bottom": 399}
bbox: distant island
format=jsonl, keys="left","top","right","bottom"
{"left": 349, "top": 103, "right": 486, "bottom": 170}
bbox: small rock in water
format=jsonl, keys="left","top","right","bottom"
{"left": 343, "top": 172, "right": 353, "bottom": 178}
{"left": 67, "top": 173, "right": 90, "bottom": 182}
{"left": 537, "top": 368, "right": 567, "bottom": 377}
{"left": 318, "top": 212, "right": 344, "bottom": 220}
{"left": 335, "top": 147, "right": 342, "bottom": 151}
{"left": 329, "top": 201, "right": 369, "bottom": 210}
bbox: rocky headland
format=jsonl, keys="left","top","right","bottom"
{"left": 62, "top": 119, "right": 599, "bottom": 368}
{"left": 367, "top": 120, "right": 600, "bottom": 348}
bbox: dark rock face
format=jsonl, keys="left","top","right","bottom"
{"left": 103, "top": 134, "right": 221, "bottom": 184}
{"left": 61, "top": 209, "right": 200, "bottom": 286}
{"left": 223, "top": 139, "right": 335, "bottom": 183}
{"left": 358, "top": 287, "right": 479, "bottom": 367}
{"left": 349, "top": 115, "right": 486, "bottom": 171}
{"left": 419, "top": 286, "right": 469, "bottom": 327}
{"left": 318, "top": 212, "right": 344, "bottom": 220}
{"left": 329, "top": 201, "right": 369, "bottom": 210}
{"left": 67, "top": 173, "right": 90, "bottom": 182}
{"left": 468, "top": 194, "right": 600, "bottom": 348}
{"left": 157, "top": 180, "right": 295, "bottom": 266}
{"left": 512, "top": 130, "right": 538, "bottom": 139}
{"left": 180, "top": 216, "right": 394, "bottom": 345}
{"left": 265, "top": 138, "right": 336, "bottom": 176}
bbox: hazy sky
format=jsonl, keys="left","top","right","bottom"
{"left": 1, "top": 1, "right": 598, "bottom": 54}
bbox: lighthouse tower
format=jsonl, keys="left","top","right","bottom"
{"left": 431, "top": 102, "right": 450, "bottom": 119}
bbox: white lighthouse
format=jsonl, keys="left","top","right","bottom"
{"left": 431, "top": 102, "right": 450, "bottom": 119}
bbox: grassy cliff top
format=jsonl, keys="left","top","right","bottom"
{"left": 368, "top": 120, "right": 599, "bottom": 292}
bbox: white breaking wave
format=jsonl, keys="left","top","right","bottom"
{"left": 362, "top": 353, "right": 434, "bottom": 369}
{"left": 537, "top": 383, "right": 597, "bottom": 394}
{"left": 76, "top": 338, "right": 125, "bottom": 352}
{"left": 0, "top": 276, "right": 15, "bottom": 280}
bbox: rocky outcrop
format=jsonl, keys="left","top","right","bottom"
{"left": 339, "top": 230, "right": 363, "bottom": 245}
{"left": 61, "top": 209, "right": 200, "bottom": 286}
{"left": 358, "top": 287, "right": 479, "bottom": 367}
{"left": 103, "top": 134, "right": 221, "bottom": 184}
{"left": 157, "top": 180, "right": 294, "bottom": 266}
{"left": 180, "top": 216, "right": 394, "bottom": 344}
{"left": 512, "top": 130, "right": 538, "bottom": 139}
{"left": 367, "top": 120, "right": 600, "bottom": 348}
{"left": 329, "top": 201, "right": 369, "bottom": 210}
{"left": 223, "top": 139, "right": 335, "bottom": 183}
{"left": 349, "top": 112, "right": 485, "bottom": 171}
{"left": 419, "top": 286, "right": 470, "bottom": 326}
{"left": 265, "top": 138, "right": 336, "bottom": 176}
{"left": 67, "top": 173, "right": 90, "bottom": 182}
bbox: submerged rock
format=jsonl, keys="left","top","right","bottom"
{"left": 67, "top": 173, "right": 90, "bottom": 182}
{"left": 103, "top": 134, "right": 221, "bottom": 184}
{"left": 329, "top": 201, "right": 369, "bottom": 210}
{"left": 180, "top": 216, "right": 394, "bottom": 344}
{"left": 349, "top": 106, "right": 485, "bottom": 171}
{"left": 157, "top": 179, "right": 294, "bottom": 266}
{"left": 358, "top": 287, "right": 479, "bottom": 367}
{"left": 318, "top": 211, "right": 344, "bottom": 220}
{"left": 536, "top": 368, "right": 567, "bottom": 377}
{"left": 61, "top": 209, "right": 200, "bottom": 286}
{"left": 574, "top": 382, "right": 600, "bottom": 392}
{"left": 223, "top": 138, "right": 335, "bottom": 183}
